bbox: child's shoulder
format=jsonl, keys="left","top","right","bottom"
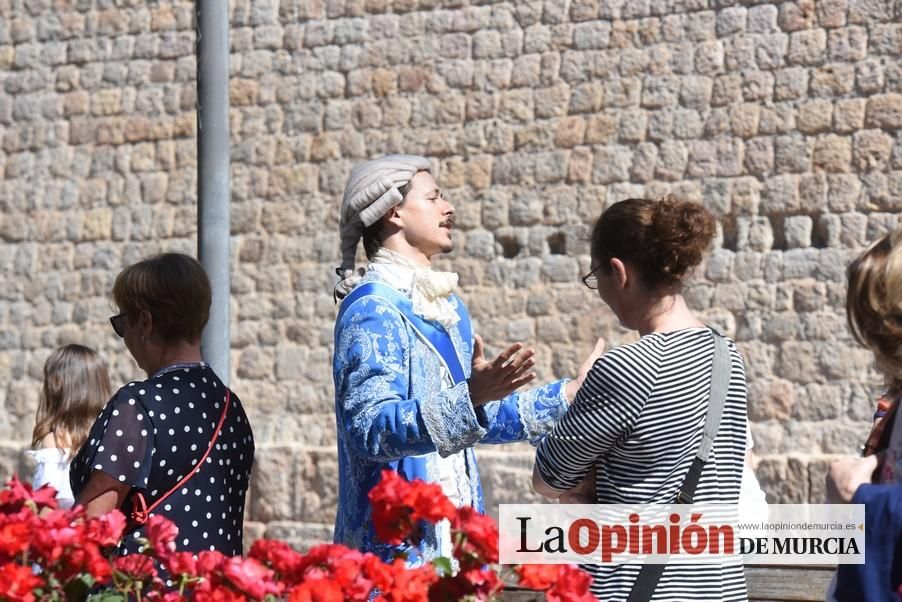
{"left": 37, "top": 432, "right": 58, "bottom": 449}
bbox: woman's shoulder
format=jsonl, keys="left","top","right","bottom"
{"left": 583, "top": 339, "right": 662, "bottom": 395}
{"left": 600, "top": 336, "right": 668, "bottom": 369}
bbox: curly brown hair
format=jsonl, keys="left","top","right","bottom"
{"left": 590, "top": 195, "right": 716, "bottom": 288}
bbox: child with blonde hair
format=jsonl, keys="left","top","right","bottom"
{"left": 27, "top": 344, "right": 112, "bottom": 508}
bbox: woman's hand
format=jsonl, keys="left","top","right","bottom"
{"left": 565, "top": 338, "right": 606, "bottom": 402}
{"left": 468, "top": 335, "right": 536, "bottom": 406}
{"left": 826, "top": 455, "right": 879, "bottom": 503}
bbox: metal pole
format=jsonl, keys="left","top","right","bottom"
{"left": 196, "top": 0, "right": 231, "bottom": 385}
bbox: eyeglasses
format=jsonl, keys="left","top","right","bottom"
{"left": 109, "top": 313, "right": 127, "bottom": 338}
{"left": 581, "top": 266, "right": 602, "bottom": 290}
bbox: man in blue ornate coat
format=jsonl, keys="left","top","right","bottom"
{"left": 332, "top": 154, "right": 602, "bottom": 564}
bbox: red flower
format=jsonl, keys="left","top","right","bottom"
{"left": 546, "top": 565, "right": 594, "bottom": 602}
{"left": 406, "top": 481, "right": 456, "bottom": 524}
{"left": 460, "top": 567, "right": 501, "bottom": 594}
{"left": 288, "top": 578, "right": 344, "bottom": 602}
{"left": 383, "top": 560, "right": 438, "bottom": 602}
{"left": 0, "top": 518, "right": 30, "bottom": 558}
{"left": 369, "top": 471, "right": 415, "bottom": 545}
{"left": 369, "top": 471, "right": 460, "bottom": 546}
{"left": 84, "top": 544, "right": 115, "bottom": 582}
{"left": 196, "top": 549, "right": 227, "bottom": 575}
{"left": 452, "top": 506, "right": 499, "bottom": 566}
{"left": 362, "top": 553, "right": 394, "bottom": 592}
{"left": 429, "top": 568, "right": 502, "bottom": 601}
{"left": 0, "top": 476, "right": 58, "bottom": 512}
{"left": 84, "top": 510, "right": 126, "bottom": 547}
{"left": 145, "top": 514, "right": 179, "bottom": 555}
{"left": 222, "top": 556, "right": 282, "bottom": 599}
{"left": 164, "top": 551, "right": 198, "bottom": 578}
{"left": 248, "top": 539, "right": 303, "bottom": 577}
{"left": 516, "top": 564, "right": 560, "bottom": 590}
{"left": 0, "top": 562, "right": 43, "bottom": 602}
{"left": 193, "top": 586, "right": 247, "bottom": 602}
{"left": 114, "top": 554, "right": 157, "bottom": 580}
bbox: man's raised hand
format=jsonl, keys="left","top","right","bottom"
{"left": 468, "top": 334, "right": 537, "bottom": 406}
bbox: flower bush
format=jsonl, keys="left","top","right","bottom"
{"left": 0, "top": 472, "right": 592, "bottom": 601}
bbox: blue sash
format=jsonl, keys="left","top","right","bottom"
{"left": 336, "top": 282, "right": 467, "bottom": 385}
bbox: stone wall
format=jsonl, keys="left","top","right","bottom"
{"left": 1, "top": 0, "right": 901, "bottom": 544}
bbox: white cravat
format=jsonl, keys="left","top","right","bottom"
{"left": 369, "top": 248, "right": 460, "bottom": 329}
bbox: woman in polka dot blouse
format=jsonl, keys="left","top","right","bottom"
{"left": 70, "top": 253, "right": 255, "bottom": 558}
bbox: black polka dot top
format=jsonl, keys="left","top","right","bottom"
{"left": 70, "top": 363, "right": 255, "bottom": 557}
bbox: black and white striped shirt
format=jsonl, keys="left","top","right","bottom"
{"left": 536, "top": 327, "right": 748, "bottom": 601}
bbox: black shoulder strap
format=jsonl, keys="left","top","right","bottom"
{"left": 626, "top": 330, "right": 731, "bottom": 602}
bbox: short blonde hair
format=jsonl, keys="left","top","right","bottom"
{"left": 32, "top": 344, "right": 112, "bottom": 456}
{"left": 113, "top": 253, "right": 211, "bottom": 344}
{"left": 846, "top": 230, "right": 902, "bottom": 398}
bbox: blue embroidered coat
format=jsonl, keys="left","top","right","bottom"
{"left": 332, "top": 271, "right": 570, "bottom": 563}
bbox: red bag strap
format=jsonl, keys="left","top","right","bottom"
{"left": 130, "top": 389, "right": 231, "bottom": 526}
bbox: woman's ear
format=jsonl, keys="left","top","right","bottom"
{"left": 139, "top": 310, "right": 154, "bottom": 338}
{"left": 610, "top": 257, "right": 629, "bottom": 289}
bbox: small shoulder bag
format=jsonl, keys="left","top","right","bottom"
{"left": 128, "top": 389, "right": 231, "bottom": 527}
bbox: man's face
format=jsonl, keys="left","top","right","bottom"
{"left": 394, "top": 171, "right": 455, "bottom": 258}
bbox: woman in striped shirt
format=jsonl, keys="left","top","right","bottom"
{"left": 533, "top": 196, "right": 749, "bottom": 601}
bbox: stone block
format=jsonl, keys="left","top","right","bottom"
{"left": 249, "top": 447, "right": 297, "bottom": 522}
{"left": 740, "top": 137, "right": 772, "bottom": 176}
{"left": 740, "top": 71, "right": 774, "bottom": 104}
{"left": 295, "top": 450, "right": 339, "bottom": 523}
{"left": 564, "top": 146, "right": 592, "bottom": 184}
{"left": 736, "top": 217, "right": 773, "bottom": 252}
{"left": 774, "top": 135, "right": 812, "bottom": 173}
{"left": 779, "top": 0, "right": 817, "bottom": 31}
{"left": 591, "top": 145, "right": 632, "bottom": 184}
{"left": 784, "top": 216, "right": 813, "bottom": 248}
{"left": 865, "top": 94, "right": 902, "bottom": 128}
{"left": 796, "top": 99, "right": 833, "bottom": 134}
{"left": 561, "top": 84, "right": 601, "bottom": 119}
{"left": 787, "top": 28, "right": 827, "bottom": 65}
{"left": 583, "top": 114, "right": 617, "bottom": 145}
{"left": 533, "top": 84, "right": 570, "bottom": 118}
{"left": 716, "top": 7, "right": 746, "bottom": 36}
{"left": 853, "top": 129, "right": 894, "bottom": 172}
{"left": 694, "top": 40, "right": 723, "bottom": 74}
{"left": 812, "top": 134, "right": 851, "bottom": 172}
{"left": 756, "top": 457, "right": 808, "bottom": 503}
{"left": 824, "top": 173, "right": 862, "bottom": 212}
{"left": 817, "top": 0, "right": 848, "bottom": 27}
{"left": 573, "top": 21, "right": 610, "bottom": 49}
{"left": 810, "top": 63, "right": 856, "bottom": 97}
{"left": 761, "top": 174, "right": 800, "bottom": 214}
{"left": 553, "top": 116, "right": 585, "bottom": 148}
{"left": 772, "top": 66, "right": 808, "bottom": 102}
{"left": 856, "top": 59, "right": 884, "bottom": 95}
{"left": 748, "top": 378, "right": 795, "bottom": 421}
{"left": 747, "top": 4, "right": 778, "bottom": 32}
{"left": 833, "top": 98, "right": 866, "bottom": 133}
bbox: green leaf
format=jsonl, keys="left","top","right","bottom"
{"left": 433, "top": 556, "right": 453, "bottom": 576}
{"left": 86, "top": 591, "right": 127, "bottom": 602}
{"left": 62, "top": 572, "right": 98, "bottom": 601}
